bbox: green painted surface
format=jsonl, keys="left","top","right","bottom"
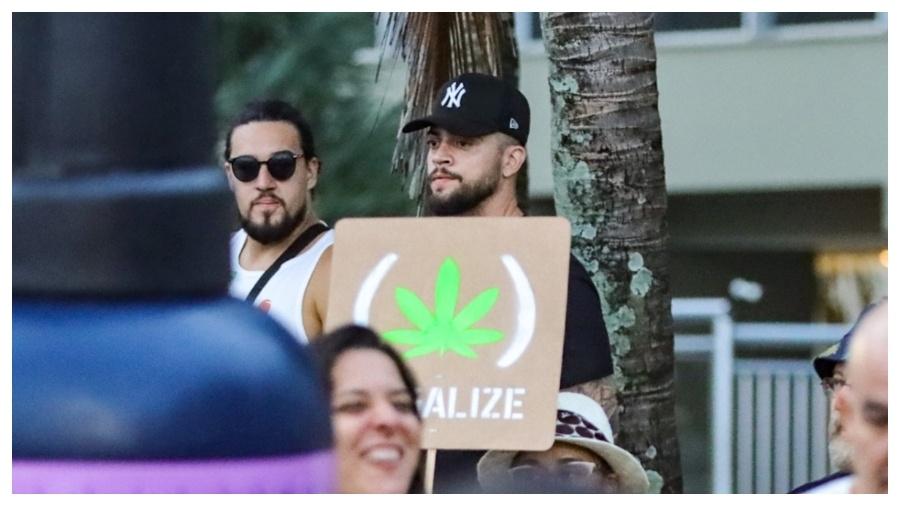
{"left": 384, "top": 257, "right": 504, "bottom": 359}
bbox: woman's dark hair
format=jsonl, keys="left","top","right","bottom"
{"left": 311, "top": 324, "right": 420, "bottom": 420}
{"left": 312, "top": 325, "right": 424, "bottom": 493}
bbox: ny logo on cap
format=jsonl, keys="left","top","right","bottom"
{"left": 441, "top": 82, "right": 467, "bottom": 109}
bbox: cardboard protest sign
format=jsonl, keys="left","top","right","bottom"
{"left": 325, "top": 217, "right": 570, "bottom": 451}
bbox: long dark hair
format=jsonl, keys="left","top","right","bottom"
{"left": 312, "top": 325, "right": 420, "bottom": 420}
{"left": 223, "top": 99, "right": 317, "bottom": 161}
{"left": 311, "top": 325, "right": 424, "bottom": 493}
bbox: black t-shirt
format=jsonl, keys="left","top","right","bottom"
{"left": 433, "top": 253, "right": 614, "bottom": 493}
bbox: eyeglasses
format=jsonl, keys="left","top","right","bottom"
{"left": 508, "top": 461, "right": 597, "bottom": 485}
{"left": 228, "top": 150, "right": 303, "bottom": 182}
{"left": 821, "top": 376, "right": 848, "bottom": 395}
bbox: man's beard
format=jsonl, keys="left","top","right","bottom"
{"left": 426, "top": 167, "right": 500, "bottom": 216}
{"left": 828, "top": 411, "right": 853, "bottom": 472}
{"left": 241, "top": 199, "right": 307, "bottom": 245}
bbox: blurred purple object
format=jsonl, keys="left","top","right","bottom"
{"left": 13, "top": 451, "right": 335, "bottom": 493}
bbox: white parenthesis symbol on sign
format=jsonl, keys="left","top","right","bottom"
{"left": 353, "top": 253, "right": 399, "bottom": 326}
{"left": 496, "top": 255, "right": 536, "bottom": 368}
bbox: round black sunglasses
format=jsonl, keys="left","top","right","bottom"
{"left": 228, "top": 150, "right": 304, "bottom": 182}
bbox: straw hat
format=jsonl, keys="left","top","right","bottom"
{"left": 477, "top": 392, "right": 649, "bottom": 493}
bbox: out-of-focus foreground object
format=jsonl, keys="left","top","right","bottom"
{"left": 12, "top": 13, "right": 335, "bottom": 493}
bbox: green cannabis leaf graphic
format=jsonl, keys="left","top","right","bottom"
{"left": 383, "top": 257, "right": 503, "bottom": 359}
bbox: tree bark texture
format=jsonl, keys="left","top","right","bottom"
{"left": 541, "top": 12, "right": 681, "bottom": 493}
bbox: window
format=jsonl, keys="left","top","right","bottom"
{"left": 654, "top": 12, "right": 742, "bottom": 32}
{"left": 775, "top": 12, "right": 877, "bottom": 25}
{"left": 516, "top": 12, "right": 885, "bottom": 48}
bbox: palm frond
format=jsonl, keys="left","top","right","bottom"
{"left": 377, "top": 13, "right": 518, "bottom": 212}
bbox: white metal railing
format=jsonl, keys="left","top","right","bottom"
{"left": 672, "top": 298, "right": 733, "bottom": 493}
{"left": 671, "top": 297, "right": 850, "bottom": 493}
{"left": 733, "top": 359, "right": 832, "bottom": 493}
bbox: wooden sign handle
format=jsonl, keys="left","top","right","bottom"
{"left": 424, "top": 448, "right": 436, "bottom": 494}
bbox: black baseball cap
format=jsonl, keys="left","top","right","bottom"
{"left": 402, "top": 73, "right": 530, "bottom": 146}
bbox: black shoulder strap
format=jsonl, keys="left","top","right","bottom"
{"left": 245, "top": 222, "right": 330, "bottom": 303}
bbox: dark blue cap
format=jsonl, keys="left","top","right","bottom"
{"left": 812, "top": 304, "right": 875, "bottom": 379}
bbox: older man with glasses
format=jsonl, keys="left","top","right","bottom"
{"left": 836, "top": 299, "right": 888, "bottom": 494}
{"left": 223, "top": 99, "right": 334, "bottom": 344}
{"left": 789, "top": 305, "right": 874, "bottom": 493}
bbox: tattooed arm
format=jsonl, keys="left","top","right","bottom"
{"left": 562, "top": 374, "right": 619, "bottom": 434}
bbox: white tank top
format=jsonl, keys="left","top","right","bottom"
{"left": 229, "top": 226, "right": 335, "bottom": 344}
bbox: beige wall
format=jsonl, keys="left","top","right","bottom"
{"left": 520, "top": 34, "right": 887, "bottom": 197}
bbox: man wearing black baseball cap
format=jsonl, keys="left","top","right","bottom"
{"left": 402, "top": 72, "right": 531, "bottom": 217}
{"left": 403, "top": 73, "right": 616, "bottom": 492}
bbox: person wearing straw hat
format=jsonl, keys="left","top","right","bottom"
{"left": 476, "top": 392, "right": 648, "bottom": 493}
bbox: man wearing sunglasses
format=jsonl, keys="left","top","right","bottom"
{"left": 224, "top": 99, "right": 333, "bottom": 344}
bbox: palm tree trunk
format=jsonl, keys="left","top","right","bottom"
{"left": 541, "top": 12, "right": 681, "bottom": 493}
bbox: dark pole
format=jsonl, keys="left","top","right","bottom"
{"left": 14, "top": 12, "right": 215, "bottom": 177}
{"left": 12, "top": 14, "right": 335, "bottom": 492}
{"left": 12, "top": 12, "right": 231, "bottom": 296}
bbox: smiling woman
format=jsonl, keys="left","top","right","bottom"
{"left": 312, "top": 325, "right": 424, "bottom": 493}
